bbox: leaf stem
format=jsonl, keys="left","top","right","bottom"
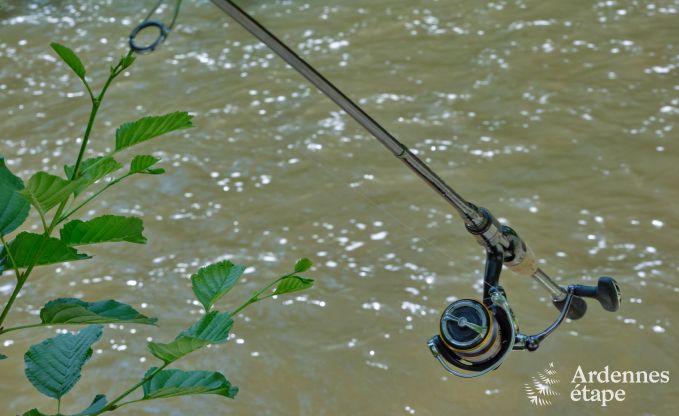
{"left": 58, "top": 174, "right": 130, "bottom": 225}
{"left": 228, "top": 299, "right": 255, "bottom": 318}
{"left": 0, "top": 322, "right": 44, "bottom": 335}
{"left": 0, "top": 266, "right": 30, "bottom": 329}
{"left": 70, "top": 56, "right": 127, "bottom": 181}
{"left": 37, "top": 208, "right": 49, "bottom": 234}
{"left": 228, "top": 274, "right": 290, "bottom": 317}
{"left": 0, "top": 235, "right": 22, "bottom": 282}
{"left": 1, "top": 211, "right": 59, "bottom": 329}
{"left": 83, "top": 79, "right": 95, "bottom": 103}
{"left": 92, "top": 362, "right": 169, "bottom": 415}
{"left": 111, "top": 398, "right": 144, "bottom": 409}
{"left": 71, "top": 100, "right": 100, "bottom": 181}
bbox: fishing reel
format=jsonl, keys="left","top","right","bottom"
{"left": 428, "top": 208, "right": 621, "bottom": 378}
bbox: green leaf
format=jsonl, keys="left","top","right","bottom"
{"left": 0, "top": 232, "right": 90, "bottom": 270}
{"left": 50, "top": 43, "right": 86, "bottom": 80}
{"left": 115, "top": 112, "right": 193, "bottom": 151}
{"left": 0, "top": 157, "right": 30, "bottom": 236}
{"left": 73, "top": 394, "right": 108, "bottom": 416}
{"left": 179, "top": 310, "right": 233, "bottom": 339}
{"left": 129, "top": 155, "right": 164, "bottom": 175}
{"left": 24, "top": 325, "right": 103, "bottom": 399}
{"left": 0, "top": 353, "right": 6, "bottom": 360}
{"left": 273, "top": 276, "right": 314, "bottom": 296}
{"left": 21, "top": 395, "right": 107, "bottom": 416}
{"left": 60, "top": 215, "right": 146, "bottom": 245}
{"left": 64, "top": 156, "right": 122, "bottom": 195}
{"left": 40, "top": 298, "right": 156, "bottom": 325}
{"left": 148, "top": 337, "right": 212, "bottom": 365}
{"left": 142, "top": 368, "right": 238, "bottom": 400}
{"left": 148, "top": 311, "right": 232, "bottom": 363}
{"left": 294, "top": 258, "right": 313, "bottom": 273}
{"left": 19, "top": 172, "right": 80, "bottom": 215}
{"left": 191, "top": 260, "right": 245, "bottom": 312}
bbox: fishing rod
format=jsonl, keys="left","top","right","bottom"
{"left": 129, "top": 0, "right": 621, "bottom": 378}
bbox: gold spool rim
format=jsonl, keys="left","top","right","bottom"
{"left": 440, "top": 301, "right": 495, "bottom": 353}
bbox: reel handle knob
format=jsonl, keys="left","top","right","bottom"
{"left": 572, "top": 276, "right": 621, "bottom": 312}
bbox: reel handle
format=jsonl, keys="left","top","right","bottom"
{"left": 552, "top": 277, "right": 620, "bottom": 318}
{"left": 572, "top": 276, "right": 621, "bottom": 312}
{"left": 553, "top": 295, "right": 588, "bottom": 320}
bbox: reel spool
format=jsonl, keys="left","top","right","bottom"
{"left": 439, "top": 300, "right": 502, "bottom": 364}
{"left": 429, "top": 290, "right": 517, "bottom": 378}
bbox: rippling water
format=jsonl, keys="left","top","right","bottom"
{"left": 1, "top": 0, "right": 677, "bottom": 415}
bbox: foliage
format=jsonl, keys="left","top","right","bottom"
{"left": 0, "top": 43, "right": 314, "bottom": 415}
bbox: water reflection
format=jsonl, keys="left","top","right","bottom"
{"left": 1, "top": 0, "right": 678, "bottom": 414}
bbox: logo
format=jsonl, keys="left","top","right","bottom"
{"left": 523, "top": 362, "right": 671, "bottom": 407}
{"left": 570, "top": 365, "right": 670, "bottom": 406}
{"left": 524, "top": 362, "right": 560, "bottom": 406}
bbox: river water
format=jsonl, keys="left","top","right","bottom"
{"left": 1, "top": 1, "right": 677, "bottom": 415}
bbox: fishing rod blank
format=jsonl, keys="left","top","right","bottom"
{"left": 211, "top": 0, "right": 480, "bottom": 226}
{"left": 211, "top": 0, "right": 567, "bottom": 298}
{"left": 207, "top": 0, "right": 621, "bottom": 377}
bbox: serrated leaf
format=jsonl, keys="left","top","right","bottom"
{"left": 50, "top": 43, "right": 86, "bottom": 80}
{"left": 65, "top": 156, "right": 122, "bottom": 195}
{"left": 40, "top": 298, "right": 156, "bottom": 325}
{"left": 142, "top": 368, "right": 238, "bottom": 400}
{"left": 0, "top": 232, "right": 90, "bottom": 270}
{"left": 60, "top": 215, "right": 146, "bottom": 245}
{"left": 191, "top": 260, "right": 245, "bottom": 312}
{"left": 129, "top": 155, "right": 164, "bottom": 175}
{"left": 147, "top": 337, "right": 211, "bottom": 365}
{"left": 273, "top": 276, "right": 314, "bottom": 296}
{"left": 21, "top": 394, "right": 108, "bottom": 416}
{"left": 179, "top": 310, "right": 233, "bottom": 340}
{"left": 148, "top": 311, "right": 232, "bottom": 363}
{"left": 72, "top": 394, "right": 108, "bottom": 416}
{"left": 0, "top": 157, "right": 30, "bottom": 237}
{"left": 24, "top": 325, "right": 103, "bottom": 399}
{"left": 115, "top": 112, "right": 193, "bottom": 152}
{"left": 294, "top": 258, "right": 312, "bottom": 273}
{"left": 19, "top": 172, "right": 80, "bottom": 215}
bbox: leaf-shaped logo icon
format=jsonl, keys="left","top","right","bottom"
{"left": 524, "top": 362, "right": 560, "bottom": 406}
